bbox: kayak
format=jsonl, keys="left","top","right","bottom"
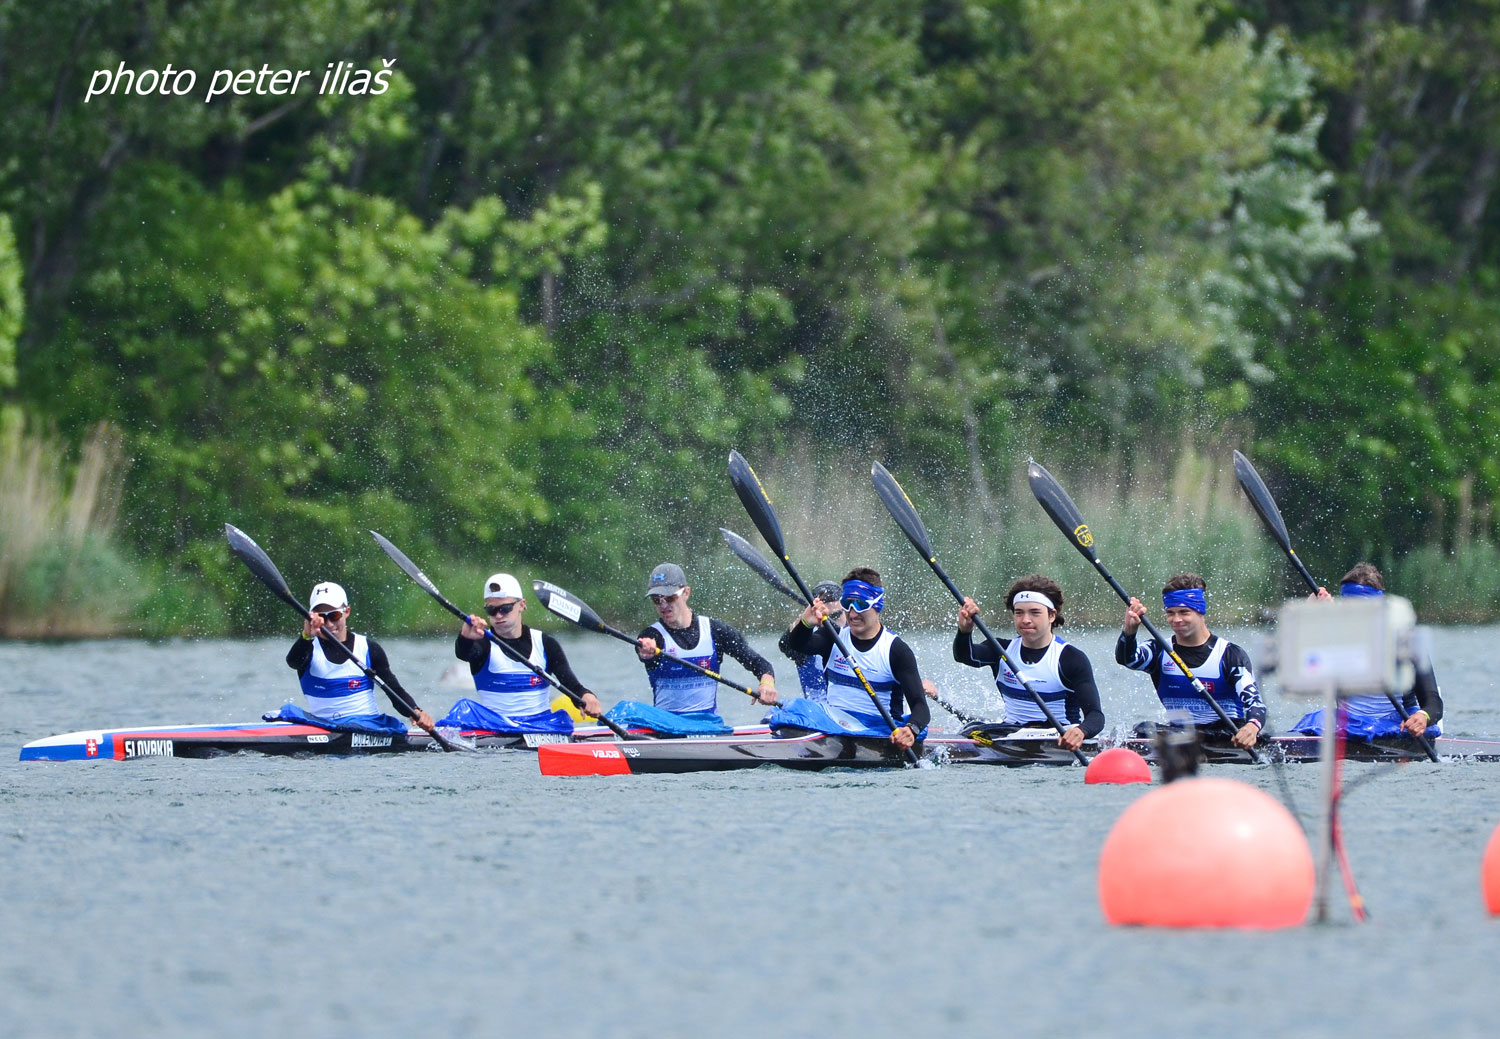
{"left": 18, "top": 720, "right": 773, "bottom": 762}
{"left": 537, "top": 726, "right": 1500, "bottom": 776}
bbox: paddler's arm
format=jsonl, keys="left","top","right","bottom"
{"left": 888, "top": 638, "right": 930, "bottom": 748}
{"left": 286, "top": 636, "right": 314, "bottom": 675}
{"left": 785, "top": 610, "right": 834, "bottom": 657}
{"left": 367, "top": 639, "right": 434, "bottom": 730}
{"left": 710, "top": 619, "right": 777, "bottom": 704}
{"left": 1223, "top": 643, "right": 1266, "bottom": 749}
{"left": 1058, "top": 644, "right": 1104, "bottom": 750}
{"left": 541, "top": 633, "right": 602, "bottom": 717}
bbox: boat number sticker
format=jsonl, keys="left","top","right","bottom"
{"left": 550, "top": 596, "right": 582, "bottom": 623}
{"left": 523, "top": 733, "right": 568, "bottom": 747}
{"left": 1073, "top": 524, "right": 1093, "bottom": 548}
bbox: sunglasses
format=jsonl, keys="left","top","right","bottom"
{"left": 314, "top": 608, "right": 346, "bottom": 622}
{"left": 840, "top": 597, "right": 877, "bottom": 614}
{"left": 650, "top": 591, "right": 684, "bottom": 605}
{"left": 484, "top": 602, "right": 519, "bottom": 617}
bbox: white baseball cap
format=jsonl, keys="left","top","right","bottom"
{"left": 482, "top": 572, "right": 524, "bottom": 600}
{"left": 309, "top": 581, "right": 348, "bottom": 610}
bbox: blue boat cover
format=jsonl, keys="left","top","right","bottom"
{"left": 262, "top": 703, "right": 410, "bottom": 736}
{"left": 436, "top": 698, "right": 574, "bottom": 734}
{"left": 767, "top": 698, "right": 927, "bottom": 739}
{"left": 1288, "top": 707, "right": 1441, "bottom": 739}
{"left": 604, "top": 700, "right": 731, "bottom": 735}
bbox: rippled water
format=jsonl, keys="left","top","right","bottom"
{"left": 4, "top": 626, "right": 1498, "bottom": 1037}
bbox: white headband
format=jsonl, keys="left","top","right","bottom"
{"left": 1012, "top": 590, "right": 1056, "bottom": 611}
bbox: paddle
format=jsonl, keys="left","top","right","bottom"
{"left": 727, "top": 450, "right": 921, "bottom": 765}
{"left": 222, "top": 523, "right": 467, "bottom": 752}
{"left": 720, "top": 525, "right": 979, "bottom": 727}
{"left": 531, "top": 579, "right": 767, "bottom": 704}
{"left": 1233, "top": 450, "right": 1440, "bottom": 763}
{"left": 1027, "top": 461, "right": 1264, "bottom": 763}
{"left": 367, "top": 530, "right": 636, "bottom": 742}
{"left": 871, "top": 461, "right": 1089, "bottom": 764}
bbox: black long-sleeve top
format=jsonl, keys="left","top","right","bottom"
{"left": 454, "top": 627, "right": 593, "bottom": 697}
{"left": 785, "top": 622, "right": 932, "bottom": 731}
{"left": 286, "top": 632, "right": 420, "bottom": 719}
{"left": 637, "top": 614, "right": 775, "bottom": 682}
{"left": 952, "top": 631, "right": 1105, "bottom": 737}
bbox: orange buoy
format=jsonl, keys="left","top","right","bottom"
{"left": 1483, "top": 821, "right": 1500, "bottom": 914}
{"left": 1099, "top": 777, "right": 1313, "bottom": 928}
{"left": 1084, "top": 747, "right": 1151, "bottom": 785}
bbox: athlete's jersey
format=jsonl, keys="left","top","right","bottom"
{"left": 825, "top": 626, "right": 900, "bottom": 716}
{"left": 474, "top": 628, "right": 553, "bottom": 716}
{"left": 299, "top": 633, "right": 379, "bottom": 720}
{"left": 649, "top": 615, "right": 720, "bottom": 713}
{"left": 1116, "top": 632, "right": 1266, "bottom": 728}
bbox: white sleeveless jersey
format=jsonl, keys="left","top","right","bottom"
{"left": 824, "top": 627, "right": 900, "bottom": 716}
{"left": 995, "top": 636, "right": 1070, "bottom": 726}
{"left": 474, "top": 629, "right": 552, "bottom": 716}
{"left": 649, "top": 616, "right": 720, "bottom": 713}
{"left": 299, "top": 633, "right": 379, "bottom": 720}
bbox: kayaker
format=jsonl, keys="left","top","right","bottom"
{"left": 636, "top": 562, "right": 779, "bottom": 711}
{"left": 286, "top": 581, "right": 435, "bottom": 730}
{"left": 447, "top": 572, "right": 603, "bottom": 728}
{"left": 778, "top": 579, "right": 844, "bottom": 702}
{"left": 1117, "top": 573, "right": 1265, "bottom": 750}
{"left": 951, "top": 575, "right": 1104, "bottom": 751}
{"left": 1297, "top": 562, "right": 1443, "bottom": 738}
{"left": 785, "top": 568, "right": 932, "bottom": 749}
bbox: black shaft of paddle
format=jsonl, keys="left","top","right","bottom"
{"left": 548, "top": 596, "right": 764, "bottom": 703}
{"left": 728, "top": 452, "right": 920, "bottom": 765}
{"left": 1234, "top": 455, "right": 1440, "bottom": 763}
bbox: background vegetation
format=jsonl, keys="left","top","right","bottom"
{"left": 2, "top": 0, "right": 1498, "bottom": 634}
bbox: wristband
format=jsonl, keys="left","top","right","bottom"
{"left": 301, "top": 631, "right": 313, "bottom": 641}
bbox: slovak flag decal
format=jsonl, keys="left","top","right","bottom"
{"left": 85, "top": 738, "right": 98, "bottom": 757}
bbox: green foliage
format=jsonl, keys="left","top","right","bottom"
{"left": 0, "top": 213, "right": 18, "bottom": 390}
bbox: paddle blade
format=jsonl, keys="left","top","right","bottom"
{"left": 728, "top": 450, "right": 787, "bottom": 558}
{"left": 532, "top": 580, "right": 614, "bottom": 637}
{"left": 224, "top": 523, "right": 305, "bottom": 613}
{"left": 1232, "top": 450, "right": 1293, "bottom": 551}
{"left": 720, "top": 528, "right": 805, "bottom": 604}
{"left": 369, "top": 530, "right": 441, "bottom": 598}
{"left": 870, "top": 461, "right": 935, "bottom": 561}
{"left": 1027, "top": 460, "right": 1098, "bottom": 562}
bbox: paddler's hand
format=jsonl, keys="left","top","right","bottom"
{"left": 304, "top": 611, "right": 326, "bottom": 639}
{"left": 412, "top": 708, "right": 436, "bottom": 732}
{"left": 891, "top": 724, "right": 917, "bottom": 749}
{"left": 755, "top": 678, "right": 778, "bottom": 705}
{"left": 1402, "top": 710, "right": 1429, "bottom": 737}
{"left": 957, "top": 596, "right": 980, "bottom": 634}
{"left": 636, "top": 636, "right": 659, "bottom": 661}
{"left": 460, "top": 614, "right": 489, "bottom": 639}
{"left": 1231, "top": 720, "right": 1261, "bottom": 750}
{"left": 581, "top": 692, "right": 603, "bottom": 718}
{"left": 922, "top": 679, "right": 939, "bottom": 700}
{"left": 799, "top": 600, "right": 830, "bottom": 627}
{"left": 1123, "top": 596, "right": 1146, "bottom": 636}
{"left": 1059, "top": 725, "right": 1086, "bottom": 751}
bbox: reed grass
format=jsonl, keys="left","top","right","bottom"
{"left": 0, "top": 419, "right": 146, "bottom": 637}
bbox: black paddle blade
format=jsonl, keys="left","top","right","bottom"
{"left": 224, "top": 523, "right": 305, "bottom": 614}
{"left": 532, "top": 580, "right": 615, "bottom": 637}
{"left": 369, "top": 530, "right": 441, "bottom": 598}
{"left": 1232, "top": 450, "right": 1293, "bottom": 551}
{"left": 720, "top": 528, "right": 805, "bottom": 604}
{"left": 728, "top": 450, "right": 787, "bottom": 558}
{"left": 1027, "top": 460, "right": 1098, "bottom": 562}
{"left": 871, "top": 461, "right": 935, "bottom": 561}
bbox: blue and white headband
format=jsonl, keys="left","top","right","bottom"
{"left": 1162, "top": 587, "right": 1207, "bottom": 614}
{"left": 1340, "top": 582, "right": 1384, "bottom": 598}
{"left": 841, "top": 579, "right": 885, "bottom": 612}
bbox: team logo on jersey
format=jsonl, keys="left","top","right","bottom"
{"left": 347, "top": 678, "right": 361, "bottom": 689}
{"left": 1073, "top": 524, "right": 1093, "bottom": 548}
